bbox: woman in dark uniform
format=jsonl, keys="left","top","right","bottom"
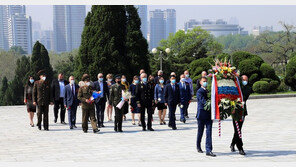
{"left": 24, "top": 76, "right": 36, "bottom": 127}
{"left": 129, "top": 76, "right": 141, "bottom": 126}
{"left": 121, "top": 75, "right": 130, "bottom": 121}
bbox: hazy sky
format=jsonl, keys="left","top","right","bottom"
{"left": 26, "top": 5, "right": 296, "bottom": 32}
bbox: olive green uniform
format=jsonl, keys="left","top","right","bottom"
{"left": 33, "top": 80, "right": 51, "bottom": 130}
{"left": 77, "top": 85, "right": 98, "bottom": 132}
{"left": 109, "top": 83, "right": 124, "bottom": 131}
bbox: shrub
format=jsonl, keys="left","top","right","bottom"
{"left": 252, "top": 81, "right": 270, "bottom": 93}
{"left": 249, "top": 73, "right": 259, "bottom": 85}
{"left": 260, "top": 63, "right": 275, "bottom": 79}
{"left": 232, "top": 51, "right": 255, "bottom": 67}
{"left": 250, "top": 56, "right": 264, "bottom": 67}
{"left": 260, "top": 78, "right": 272, "bottom": 82}
{"left": 189, "top": 58, "right": 212, "bottom": 78}
{"left": 285, "top": 56, "right": 296, "bottom": 91}
{"left": 238, "top": 59, "right": 259, "bottom": 77}
{"left": 269, "top": 80, "right": 280, "bottom": 91}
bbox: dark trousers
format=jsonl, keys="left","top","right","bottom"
{"left": 184, "top": 102, "right": 189, "bottom": 117}
{"left": 140, "top": 104, "right": 152, "bottom": 129}
{"left": 114, "top": 107, "right": 123, "bottom": 131}
{"left": 67, "top": 105, "right": 77, "bottom": 128}
{"left": 196, "top": 119, "right": 213, "bottom": 153}
{"left": 231, "top": 119, "right": 244, "bottom": 150}
{"left": 168, "top": 104, "right": 177, "bottom": 128}
{"left": 54, "top": 98, "right": 65, "bottom": 122}
{"left": 82, "top": 106, "right": 98, "bottom": 131}
{"left": 179, "top": 102, "right": 189, "bottom": 121}
{"left": 37, "top": 105, "right": 49, "bottom": 130}
{"left": 95, "top": 101, "right": 106, "bottom": 126}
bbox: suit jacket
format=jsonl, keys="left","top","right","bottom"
{"left": 64, "top": 84, "right": 80, "bottom": 107}
{"left": 196, "top": 79, "right": 202, "bottom": 91}
{"left": 93, "top": 80, "right": 109, "bottom": 103}
{"left": 135, "top": 81, "right": 154, "bottom": 107}
{"left": 164, "top": 83, "right": 180, "bottom": 105}
{"left": 241, "top": 84, "right": 252, "bottom": 116}
{"left": 33, "top": 80, "right": 52, "bottom": 106}
{"left": 109, "top": 83, "right": 123, "bottom": 107}
{"left": 51, "top": 79, "right": 69, "bottom": 101}
{"left": 196, "top": 88, "right": 211, "bottom": 120}
{"left": 178, "top": 82, "right": 191, "bottom": 104}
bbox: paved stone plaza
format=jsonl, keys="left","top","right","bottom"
{"left": 0, "top": 97, "right": 296, "bottom": 162}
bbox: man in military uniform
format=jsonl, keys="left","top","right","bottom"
{"left": 109, "top": 75, "right": 125, "bottom": 132}
{"left": 33, "top": 70, "right": 53, "bottom": 131}
{"left": 230, "top": 75, "right": 252, "bottom": 155}
{"left": 77, "top": 74, "right": 100, "bottom": 133}
{"left": 136, "top": 73, "right": 154, "bottom": 131}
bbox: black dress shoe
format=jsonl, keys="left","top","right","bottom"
{"left": 185, "top": 116, "right": 189, "bottom": 119}
{"left": 114, "top": 128, "right": 118, "bottom": 132}
{"left": 83, "top": 130, "right": 87, "bottom": 133}
{"left": 38, "top": 126, "right": 41, "bottom": 130}
{"left": 239, "top": 149, "right": 246, "bottom": 155}
{"left": 93, "top": 129, "right": 100, "bottom": 133}
{"left": 61, "top": 121, "right": 66, "bottom": 124}
{"left": 54, "top": 119, "right": 57, "bottom": 123}
{"left": 230, "top": 145, "right": 235, "bottom": 152}
{"left": 142, "top": 128, "right": 146, "bottom": 131}
{"left": 197, "top": 148, "right": 203, "bottom": 153}
{"left": 168, "top": 125, "right": 172, "bottom": 128}
{"left": 148, "top": 128, "right": 154, "bottom": 131}
{"left": 101, "top": 125, "right": 105, "bottom": 128}
{"left": 206, "top": 152, "right": 216, "bottom": 157}
{"left": 98, "top": 125, "right": 102, "bottom": 128}
{"left": 118, "top": 129, "right": 123, "bottom": 132}
{"left": 73, "top": 125, "right": 77, "bottom": 128}
{"left": 70, "top": 126, "right": 73, "bottom": 129}
{"left": 172, "top": 127, "right": 177, "bottom": 130}
{"left": 44, "top": 129, "right": 49, "bottom": 131}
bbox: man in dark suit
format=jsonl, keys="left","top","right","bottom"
{"left": 94, "top": 73, "right": 109, "bottom": 128}
{"left": 164, "top": 75, "right": 180, "bottom": 130}
{"left": 230, "top": 75, "right": 252, "bottom": 155}
{"left": 196, "top": 71, "right": 207, "bottom": 91}
{"left": 64, "top": 76, "right": 80, "bottom": 129}
{"left": 196, "top": 77, "right": 216, "bottom": 157}
{"left": 51, "top": 73, "right": 69, "bottom": 124}
{"left": 178, "top": 74, "right": 191, "bottom": 123}
{"left": 136, "top": 73, "right": 155, "bottom": 131}
{"left": 33, "top": 70, "right": 53, "bottom": 131}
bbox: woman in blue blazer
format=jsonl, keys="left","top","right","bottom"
{"left": 154, "top": 76, "right": 167, "bottom": 125}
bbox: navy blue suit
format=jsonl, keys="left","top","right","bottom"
{"left": 196, "top": 87, "right": 213, "bottom": 153}
{"left": 93, "top": 80, "right": 109, "bottom": 127}
{"left": 164, "top": 83, "right": 180, "bottom": 129}
{"left": 64, "top": 83, "right": 79, "bottom": 128}
{"left": 178, "top": 82, "right": 191, "bottom": 122}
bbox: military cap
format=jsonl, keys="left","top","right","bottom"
{"left": 81, "top": 74, "right": 90, "bottom": 81}
{"left": 37, "top": 70, "right": 46, "bottom": 76}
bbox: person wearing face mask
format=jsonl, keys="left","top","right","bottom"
{"left": 183, "top": 70, "right": 194, "bottom": 119}
{"left": 164, "top": 76, "right": 180, "bottom": 130}
{"left": 93, "top": 73, "right": 109, "bottom": 128}
{"left": 196, "top": 77, "right": 216, "bottom": 157}
{"left": 24, "top": 76, "right": 37, "bottom": 127}
{"left": 154, "top": 76, "right": 167, "bottom": 125}
{"left": 51, "top": 73, "right": 69, "bottom": 124}
{"left": 154, "top": 70, "right": 164, "bottom": 84}
{"left": 196, "top": 71, "right": 208, "bottom": 91}
{"left": 64, "top": 76, "right": 80, "bottom": 129}
{"left": 121, "top": 75, "right": 130, "bottom": 121}
{"left": 166, "top": 72, "right": 177, "bottom": 85}
{"left": 230, "top": 75, "right": 252, "bottom": 155}
{"left": 106, "top": 74, "right": 115, "bottom": 122}
{"left": 135, "top": 73, "right": 155, "bottom": 131}
{"left": 78, "top": 74, "right": 100, "bottom": 133}
{"left": 178, "top": 74, "right": 191, "bottom": 124}
{"left": 33, "top": 70, "right": 53, "bottom": 131}
{"left": 109, "top": 75, "right": 125, "bottom": 132}
{"left": 129, "top": 76, "right": 141, "bottom": 126}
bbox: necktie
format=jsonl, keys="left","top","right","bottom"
{"left": 72, "top": 84, "right": 75, "bottom": 95}
{"left": 172, "top": 85, "right": 175, "bottom": 92}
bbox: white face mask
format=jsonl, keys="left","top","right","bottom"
{"left": 86, "top": 82, "right": 90, "bottom": 86}
{"left": 42, "top": 76, "right": 46, "bottom": 81}
{"left": 108, "top": 79, "right": 112, "bottom": 82}
{"left": 122, "top": 79, "right": 126, "bottom": 82}
{"left": 70, "top": 80, "right": 75, "bottom": 85}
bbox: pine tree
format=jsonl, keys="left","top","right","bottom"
{"left": 125, "top": 5, "right": 150, "bottom": 79}
{"left": 75, "top": 5, "right": 127, "bottom": 81}
{"left": 0, "top": 77, "right": 8, "bottom": 105}
{"left": 30, "top": 41, "right": 53, "bottom": 81}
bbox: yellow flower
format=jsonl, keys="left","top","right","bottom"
{"left": 227, "top": 68, "right": 232, "bottom": 73}
{"left": 230, "top": 101, "right": 235, "bottom": 106}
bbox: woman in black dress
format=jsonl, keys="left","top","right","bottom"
{"left": 24, "top": 76, "right": 36, "bottom": 127}
{"left": 129, "top": 76, "right": 141, "bottom": 126}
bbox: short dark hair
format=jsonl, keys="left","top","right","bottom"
{"left": 201, "top": 76, "right": 207, "bottom": 81}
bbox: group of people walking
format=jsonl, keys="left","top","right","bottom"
{"left": 23, "top": 68, "right": 251, "bottom": 157}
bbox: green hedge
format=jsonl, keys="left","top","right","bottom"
{"left": 285, "top": 55, "right": 296, "bottom": 91}
{"left": 253, "top": 81, "right": 270, "bottom": 93}
{"left": 238, "top": 59, "right": 259, "bottom": 77}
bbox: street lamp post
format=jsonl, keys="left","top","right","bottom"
{"left": 152, "top": 48, "right": 171, "bottom": 71}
